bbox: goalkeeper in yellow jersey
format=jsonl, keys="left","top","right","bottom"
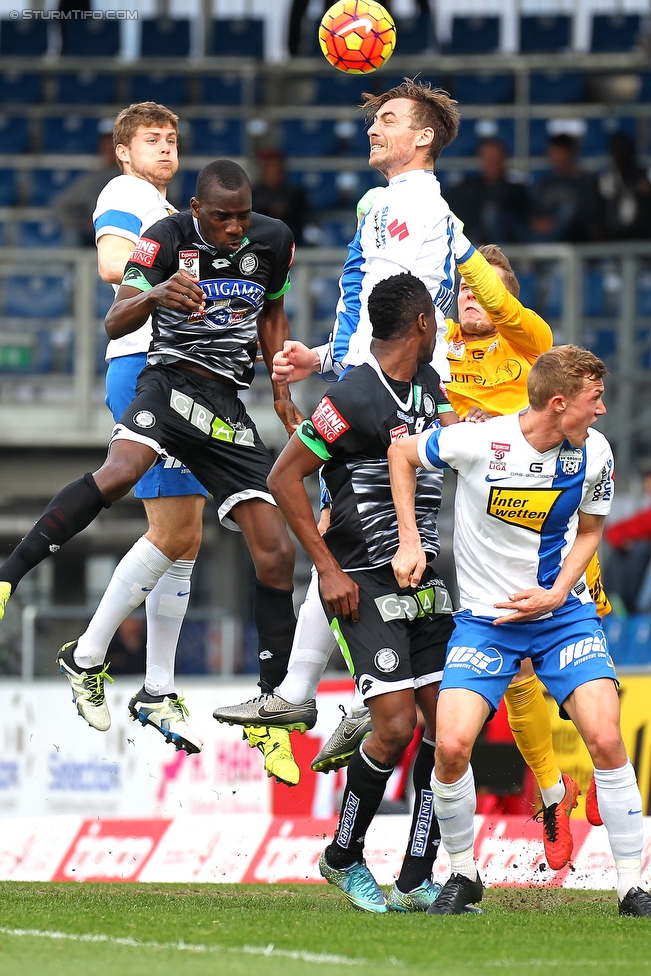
{"left": 448, "top": 231, "right": 608, "bottom": 868}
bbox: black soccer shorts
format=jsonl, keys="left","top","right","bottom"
{"left": 111, "top": 363, "right": 276, "bottom": 530}
{"left": 323, "top": 562, "right": 454, "bottom": 701}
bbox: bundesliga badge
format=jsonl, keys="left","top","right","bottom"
{"left": 179, "top": 249, "right": 200, "bottom": 280}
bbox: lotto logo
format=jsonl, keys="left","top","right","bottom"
{"left": 559, "top": 634, "right": 609, "bottom": 670}
{"left": 131, "top": 237, "right": 160, "bottom": 267}
{"left": 312, "top": 396, "right": 350, "bottom": 443}
{"left": 447, "top": 645, "right": 504, "bottom": 674}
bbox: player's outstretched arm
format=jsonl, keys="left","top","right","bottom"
{"left": 268, "top": 436, "right": 360, "bottom": 620}
{"left": 257, "top": 298, "right": 304, "bottom": 435}
{"left": 97, "top": 235, "right": 136, "bottom": 285}
{"left": 272, "top": 340, "right": 321, "bottom": 385}
{"left": 105, "top": 270, "right": 205, "bottom": 339}
{"left": 493, "top": 512, "right": 606, "bottom": 625}
{"left": 388, "top": 435, "right": 427, "bottom": 589}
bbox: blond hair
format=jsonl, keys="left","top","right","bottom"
{"left": 528, "top": 345, "right": 607, "bottom": 409}
{"left": 479, "top": 244, "right": 520, "bottom": 298}
{"left": 362, "top": 78, "right": 460, "bottom": 164}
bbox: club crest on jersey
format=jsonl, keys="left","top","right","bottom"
{"left": 374, "top": 648, "right": 399, "bottom": 673}
{"left": 131, "top": 237, "right": 160, "bottom": 267}
{"left": 449, "top": 339, "right": 465, "bottom": 359}
{"left": 422, "top": 393, "right": 436, "bottom": 417}
{"left": 312, "top": 397, "right": 350, "bottom": 443}
{"left": 133, "top": 410, "right": 156, "bottom": 428}
{"left": 491, "top": 442, "right": 511, "bottom": 460}
{"left": 239, "top": 253, "right": 258, "bottom": 275}
{"left": 390, "top": 423, "right": 409, "bottom": 442}
{"left": 487, "top": 487, "right": 562, "bottom": 533}
{"left": 559, "top": 448, "right": 584, "bottom": 475}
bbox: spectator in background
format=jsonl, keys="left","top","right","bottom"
{"left": 604, "top": 458, "right": 651, "bottom": 614}
{"left": 599, "top": 132, "right": 651, "bottom": 241}
{"left": 107, "top": 615, "right": 146, "bottom": 675}
{"left": 50, "top": 120, "right": 118, "bottom": 247}
{"left": 530, "top": 134, "right": 602, "bottom": 243}
{"left": 252, "top": 148, "right": 307, "bottom": 246}
{"left": 447, "top": 138, "right": 530, "bottom": 245}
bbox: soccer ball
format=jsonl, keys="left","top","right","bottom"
{"left": 319, "top": 0, "right": 396, "bottom": 74}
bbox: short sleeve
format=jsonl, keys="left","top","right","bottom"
{"left": 266, "top": 223, "right": 295, "bottom": 300}
{"left": 580, "top": 436, "right": 614, "bottom": 516}
{"left": 120, "top": 217, "right": 175, "bottom": 290}
{"left": 94, "top": 176, "right": 144, "bottom": 244}
{"left": 418, "top": 422, "right": 476, "bottom": 474}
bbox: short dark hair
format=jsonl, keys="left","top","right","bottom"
{"left": 548, "top": 133, "right": 577, "bottom": 153}
{"left": 368, "top": 273, "right": 433, "bottom": 341}
{"left": 195, "top": 160, "right": 250, "bottom": 200}
{"left": 362, "top": 78, "right": 460, "bottom": 165}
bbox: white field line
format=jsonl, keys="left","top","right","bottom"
{"left": 485, "top": 961, "right": 651, "bottom": 968}
{"left": 0, "top": 927, "right": 365, "bottom": 965}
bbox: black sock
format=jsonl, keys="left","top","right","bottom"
{"left": 325, "top": 745, "right": 394, "bottom": 869}
{"left": 0, "top": 474, "right": 109, "bottom": 591}
{"left": 397, "top": 737, "right": 440, "bottom": 893}
{"left": 254, "top": 579, "right": 296, "bottom": 694}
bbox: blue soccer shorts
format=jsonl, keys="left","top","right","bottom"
{"left": 440, "top": 602, "right": 617, "bottom": 718}
{"left": 105, "top": 354, "right": 208, "bottom": 499}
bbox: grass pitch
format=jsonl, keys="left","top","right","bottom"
{"left": 0, "top": 883, "right": 650, "bottom": 976}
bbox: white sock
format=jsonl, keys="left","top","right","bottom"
{"left": 74, "top": 537, "right": 173, "bottom": 669}
{"left": 347, "top": 686, "right": 368, "bottom": 718}
{"left": 593, "top": 761, "right": 643, "bottom": 900}
{"left": 431, "top": 765, "right": 478, "bottom": 880}
{"left": 276, "top": 569, "right": 335, "bottom": 704}
{"left": 541, "top": 772, "right": 565, "bottom": 808}
{"left": 144, "top": 558, "right": 194, "bottom": 696}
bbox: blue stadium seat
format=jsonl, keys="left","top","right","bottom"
{"left": 289, "top": 170, "right": 339, "bottom": 210}
{"left": 4, "top": 276, "right": 69, "bottom": 319}
{"left": 190, "top": 119, "right": 242, "bottom": 155}
{"left": 516, "top": 272, "right": 537, "bottom": 310}
{"left": 582, "top": 117, "right": 635, "bottom": 156}
{"left": 176, "top": 170, "right": 199, "bottom": 208}
{"left": 210, "top": 19, "right": 264, "bottom": 58}
{"left": 95, "top": 279, "right": 115, "bottom": 319}
{"left": 43, "top": 116, "right": 100, "bottom": 154}
{"left": 29, "top": 169, "right": 82, "bottom": 206}
{"left": 583, "top": 271, "right": 607, "bottom": 317}
{"left": 0, "top": 19, "right": 48, "bottom": 56}
{"left": 601, "top": 615, "right": 628, "bottom": 664}
{"left": 129, "top": 74, "right": 187, "bottom": 106}
{"left": 448, "top": 17, "right": 500, "bottom": 55}
{"left": 0, "top": 169, "right": 17, "bottom": 206}
{"left": 61, "top": 19, "right": 120, "bottom": 57}
{"left": 314, "top": 73, "right": 372, "bottom": 106}
{"left": 312, "top": 276, "right": 342, "bottom": 319}
{"left": 318, "top": 216, "right": 357, "bottom": 248}
{"left": 584, "top": 328, "right": 617, "bottom": 361}
{"left": 453, "top": 74, "right": 514, "bottom": 105}
{"left": 620, "top": 615, "right": 651, "bottom": 666}
{"left": 0, "top": 116, "right": 29, "bottom": 154}
{"left": 591, "top": 14, "right": 641, "bottom": 53}
{"left": 442, "top": 118, "right": 514, "bottom": 157}
{"left": 542, "top": 272, "right": 563, "bottom": 320}
{"left": 200, "top": 75, "right": 244, "bottom": 106}
{"left": 0, "top": 72, "right": 42, "bottom": 104}
{"left": 529, "top": 72, "right": 583, "bottom": 105}
{"left": 281, "top": 119, "right": 339, "bottom": 157}
{"left": 0, "top": 331, "right": 52, "bottom": 374}
{"left": 519, "top": 15, "right": 571, "bottom": 54}
{"left": 394, "top": 13, "right": 434, "bottom": 54}
{"left": 141, "top": 18, "right": 190, "bottom": 58}
{"left": 58, "top": 73, "right": 115, "bottom": 105}
{"left": 638, "top": 271, "right": 651, "bottom": 315}
{"left": 17, "top": 221, "right": 64, "bottom": 248}
{"left": 640, "top": 73, "right": 651, "bottom": 102}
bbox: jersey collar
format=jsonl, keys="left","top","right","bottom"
{"left": 367, "top": 354, "right": 414, "bottom": 411}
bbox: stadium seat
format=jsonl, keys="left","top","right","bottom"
{"left": 43, "top": 116, "right": 100, "bottom": 154}
{"left": 515, "top": 272, "right": 537, "bottom": 310}
{"left": 583, "top": 271, "right": 608, "bottom": 317}
{"left": 453, "top": 74, "right": 514, "bottom": 105}
{"left": 210, "top": 19, "right": 264, "bottom": 58}
{"left": 280, "top": 119, "right": 339, "bottom": 157}
{"left": 311, "top": 276, "right": 342, "bottom": 320}
{"left": 190, "top": 119, "right": 242, "bottom": 155}
{"left": 621, "top": 615, "right": 651, "bottom": 666}
{"left": 638, "top": 270, "right": 651, "bottom": 316}
{"left": 175, "top": 170, "right": 199, "bottom": 208}
{"left": 591, "top": 14, "right": 641, "bottom": 53}
{"left": 61, "top": 19, "right": 120, "bottom": 57}
{"left": 17, "top": 221, "right": 64, "bottom": 248}
{"left": 3, "top": 276, "right": 69, "bottom": 319}
{"left": 393, "top": 13, "right": 435, "bottom": 55}
{"left": 289, "top": 170, "right": 339, "bottom": 210}
{"left": 314, "top": 73, "right": 372, "bottom": 106}
{"left": 318, "top": 216, "right": 357, "bottom": 248}
{"left": 529, "top": 73, "right": 583, "bottom": 105}
{"left": 141, "top": 18, "right": 191, "bottom": 58}
{"left": 0, "top": 19, "right": 48, "bottom": 56}
{"left": 542, "top": 272, "right": 563, "bottom": 320}
{"left": 129, "top": 74, "right": 187, "bottom": 106}
{"left": 0, "top": 331, "right": 52, "bottom": 374}
{"left": 0, "top": 72, "right": 42, "bottom": 104}
{"left": 640, "top": 73, "right": 651, "bottom": 102}
{"left": 582, "top": 116, "right": 636, "bottom": 156}
{"left": 200, "top": 75, "right": 244, "bottom": 106}
{"left": 0, "top": 169, "right": 17, "bottom": 206}
{"left": 58, "top": 73, "right": 115, "bottom": 105}
{"left": 95, "top": 279, "right": 115, "bottom": 319}
{"left": 584, "top": 327, "right": 617, "bottom": 361}
{"left": 448, "top": 17, "right": 500, "bottom": 55}
{"left": 29, "top": 169, "right": 82, "bottom": 207}
{"left": 519, "top": 15, "right": 571, "bottom": 54}
{"left": 442, "top": 118, "right": 515, "bottom": 157}
{"left": 0, "top": 116, "right": 29, "bottom": 154}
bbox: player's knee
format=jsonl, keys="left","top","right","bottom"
{"left": 584, "top": 724, "right": 625, "bottom": 767}
{"left": 370, "top": 712, "right": 416, "bottom": 763}
{"left": 253, "top": 532, "right": 295, "bottom": 585}
{"left": 147, "top": 524, "right": 200, "bottom": 561}
{"left": 97, "top": 457, "right": 142, "bottom": 499}
{"left": 435, "top": 729, "right": 474, "bottom": 772}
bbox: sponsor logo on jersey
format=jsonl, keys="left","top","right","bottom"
{"left": 487, "top": 487, "right": 562, "bottom": 533}
{"left": 374, "top": 205, "right": 389, "bottom": 248}
{"left": 374, "top": 585, "right": 452, "bottom": 623}
{"left": 411, "top": 791, "right": 434, "bottom": 857}
{"left": 591, "top": 460, "right": 613, "bottom": 503}
{"left": 195, "top": 277, "right": 265, "bottom": 328}
{"left": 491, "top": 442, "right": 511, "bottom": 460}
{"left": 488, "top": 462, "right": 506, "bottom": 471}
{"left": 559, "top": 448, "right": 584, "bottom": 475}
{"left": 374, "top": 648, "right": 399, "bottom": 673}
{"left": 179, "top": 249, "right": 200, "bottom": 279}
{"left": 558, "top": 632, "right": 611, "bottom": 670}
{"left": 169, "top": 390, "right": 254, "bottom": 446}
{"left": 239, "top": 253, "right": 258, "bottom": 275}
{"left": 396, "top": 410, "right": 413, "bottom": 423}
{"left": 495, "top": 359, "right": 522, "bottom": 382}
{"left": 449, "top": 339, "right": 465, "bottom": 359}
{"left": 447, "top": 645, "right": 504, "bottom": 674}
{"left": 390, "top": 423, "right": 409, "bottom": 442}
{"left": 337, "top": 792, "right": 360, "bottom": 848}
{"left": 312, "top": 396, "right": 350, "bottom": 443}
{"left": 212, "top": 258, "right": 230, "bottom": 270}
{"left": 131, "top": 237, "right": 160, "bottom": 267}
{"left": 388, "top": 218, "right": 409, "bottom": 241}
{"left": 133, "top": 410, "right": 156, "bottom": 428}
